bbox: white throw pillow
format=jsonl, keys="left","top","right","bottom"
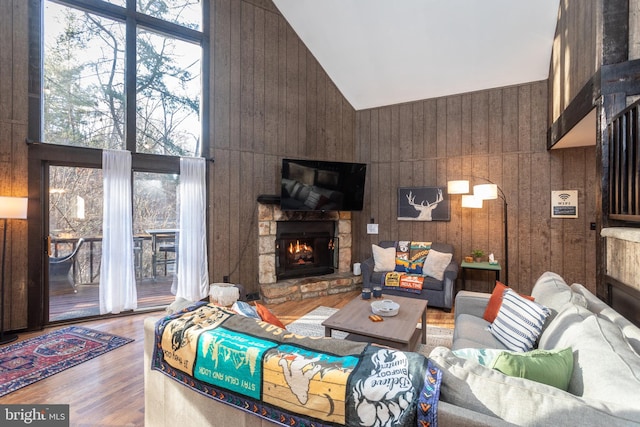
{"left": 421, "top": 249, "right": 453, "bottom": 280}
{"left": 372, "top": 244, "right": 396, "bottom": 272}
{"left": 490, "top": 289, "right": 550, "bottom": 352}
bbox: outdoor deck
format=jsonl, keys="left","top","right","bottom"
{"left": 49, "top": 275, "right": 175, "bottom": 322}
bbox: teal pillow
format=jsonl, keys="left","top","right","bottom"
{"left": 452, "top": 348, "right": 504, "bottom": 366}
{"left": 490, "top": 347, "right": 574, "bottom": 390}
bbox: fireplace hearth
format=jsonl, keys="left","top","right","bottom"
{"left": 276, "top": 221, "right": 337, "bottom": 280}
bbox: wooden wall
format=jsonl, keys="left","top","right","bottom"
{"left": 353, "top": 81, "right": 598, "bottom": 294}
{"left": 0, "top": 0, "right": 29, "bottom": 330}
{"left": 208, "top": 0, "right": 357, "bottom": 292}
{"left": 549, "top": 0, "right": 601, "bottom": 123}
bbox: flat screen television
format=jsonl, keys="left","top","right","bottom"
{"left": 280, "top": 159, "right": 367, "bottom": 211}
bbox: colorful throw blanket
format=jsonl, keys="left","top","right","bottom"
{"left": 384, "top": 272, "right": 424, "bottom": 294}
{"left": 152, "top": 302, "right": 441, "bottom": 427}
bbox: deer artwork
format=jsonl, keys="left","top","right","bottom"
{"left": 398, "top": 189, "right": 444, "bottom": 221}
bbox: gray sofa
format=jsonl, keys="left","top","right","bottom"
{"left": 361, "top": 241, "right": 458, "bottom": 311}
{"left": 429, "top": 271, "right": 640, "bottom": 426}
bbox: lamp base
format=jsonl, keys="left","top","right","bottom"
{"left": 0, "top": 332, "right": 18, "bottom": 345}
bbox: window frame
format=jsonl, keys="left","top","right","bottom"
{"left": 26, "top": 0, "right": 210, "bottom": 329}
{"left": 29, "top": 0, "right": 210, "bottom": 161}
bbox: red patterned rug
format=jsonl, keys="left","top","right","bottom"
{"left": 0, "top": 326, "right": 133, "bottom": 397}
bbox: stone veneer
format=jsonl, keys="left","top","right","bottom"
{"left": 602, "top": 227, "right": 640, "bottom": 292}
{"left": 258, "top": 203, "right": 362, "bottom": 304}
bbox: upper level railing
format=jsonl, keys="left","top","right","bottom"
{"left": 609, "top": 98, "right": 640, "bottom": 222}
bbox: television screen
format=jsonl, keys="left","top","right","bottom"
{"left": 280, "top": 159, "right": 367, "bottom": 211}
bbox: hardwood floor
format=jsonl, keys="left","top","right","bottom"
{"left": 0, "top": 291, "right": 454, "bottom": 426}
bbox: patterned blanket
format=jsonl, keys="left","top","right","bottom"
{"left": 384, "top": 272, "right": 424, "bottom": 294}
{"left": 152, "top": 302, "right": 441, "bottom": 427}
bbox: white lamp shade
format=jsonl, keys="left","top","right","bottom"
{"left": 461, "top": 195, "right": 483, "bottom": 208}
{"left": 447, "top": 180, "right": 469, "bottom": 194}
{"left": 0, "top": 197, "right": 28, "bottom": 219}
{"left": 474, "top": 184, "right": 498, "bottom": 200}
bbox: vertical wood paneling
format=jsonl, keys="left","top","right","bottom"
{"left": 355, "top": 81, "right": 596, "bottom": 294}
{"left": 471, "top": 92, "right": 489, "bottom": 155}
{"left": 209, "top": 0, "right": 357, "bottom": 291}
{"left": 0, "top": 0, "right": 28, "bottom": 330}
{"left": 0, "top": 0, "right": 13, "bottom": 121}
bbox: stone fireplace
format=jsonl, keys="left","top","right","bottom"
{"left": 258, "top": 203, "right": 361, "bottom": 304}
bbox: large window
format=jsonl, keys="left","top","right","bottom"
{"left": 42, "top": 0, "right": 206, "bottom": 156}
{"left": 28, "top": 0, "right": 208, "bottom": 325}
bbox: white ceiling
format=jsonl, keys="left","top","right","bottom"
{"left": 273, "top": 0, "right": 561, "bottom": 111}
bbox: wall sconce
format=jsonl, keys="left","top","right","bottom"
{"left": 447, "top": 178, "right": 509, "bottom": 283}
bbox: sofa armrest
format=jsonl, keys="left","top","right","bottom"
{"left": 361, "top": 257, "right": 375, "bottom": 288}
{"left": 454, "top": 290, "right": 491, "bottom": 322}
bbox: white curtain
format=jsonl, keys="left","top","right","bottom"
{"left": 100, "top": 150, "right": 137, "bottom": 314}
{"left": 172, "top": 157, "right": 209, "bottom": 301}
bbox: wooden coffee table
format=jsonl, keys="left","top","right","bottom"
{"left": 322, "top": 294, "right": 427, "bottom": 351}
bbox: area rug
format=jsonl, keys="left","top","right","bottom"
{"left": 286, "top": 306, "right": 453, "bottom": 357}
{"left": 0, "top": 325, "right": 134, "bottom": 397}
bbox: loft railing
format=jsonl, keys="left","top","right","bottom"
{"left": 609, "top": 99, "right": 640, "bottom": 222}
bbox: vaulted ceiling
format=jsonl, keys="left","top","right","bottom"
{"left": 273, "top": 0, "right": 561, "bottom": 111}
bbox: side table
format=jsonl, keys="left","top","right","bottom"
{"left": 461, "top": 261, "right": 502, "bottom": 291}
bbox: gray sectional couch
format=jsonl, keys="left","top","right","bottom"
{"left": 361, "top": 241, "right": 458, "bottom": 311}
{"left": 430, "top": 271, "right": 640, "bottom": 426}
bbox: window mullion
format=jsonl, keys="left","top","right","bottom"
{"left": 125, "top": 14, "right": 136, "bottom": 153}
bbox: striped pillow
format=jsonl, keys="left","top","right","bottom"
{"left": 489, "top": 289, "right": 550, "bottom": 352}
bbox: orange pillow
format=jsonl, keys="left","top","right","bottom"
{"left": 254, "top": 302, "right": 286, "bottom": 329}
{"left": 482, "top": 281, "right": 535, "bottom": 323}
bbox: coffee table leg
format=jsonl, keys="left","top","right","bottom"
{"left": 421, "top": 308, "right": 427, "bottom": 344}
{"left": 324, "top": 327, "right": 331, "bottom": 338}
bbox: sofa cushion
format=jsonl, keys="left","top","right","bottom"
{"left": 530, "top": 271, "right": 574, "bottom": 319}
{"left": 372, "top": 244, "right": 396, "bottom": 272}
{"left": 421, "top": 249, "right": 453, "bottom": 281}
{"left": 490, "top": 347, "right": 574, "bottom": 391}
{"left": 489, "top": 289, "right": 550, "bottom": 352}
{"left": 430, "top": 347, "right": 639, "bottom": 426}
{"left": 451, "top": 314, "right": 507, "bottom": 351}
{"left": 483, "top": 281, "right": 535, "bottom": 323}
{"left": 549, "top": 311, "right": 640, "bottom": 408}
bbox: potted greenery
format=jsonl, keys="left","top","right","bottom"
{"left": 471, "top": 249, "right": 484, "bottom": 263}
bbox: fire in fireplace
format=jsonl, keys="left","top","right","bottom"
{"left": 276, "top": 221, "right": 338, "bottom": 280}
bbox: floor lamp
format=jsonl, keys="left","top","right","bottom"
{"left": 448, "top": 179, "right": 509, "bottom": 284}
{"left": 0, "top": 196, "right": 28, "bottom": 345}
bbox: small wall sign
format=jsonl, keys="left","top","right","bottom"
{"left": 551, "top": 190, "right": 578, "bottom": 218}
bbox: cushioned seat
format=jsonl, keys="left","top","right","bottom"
{"left": 361, "top": 241, "right": 458, "bottom": 311}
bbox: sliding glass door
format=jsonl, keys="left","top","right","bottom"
{"left": 48, "top": 165, "right": 103, "bottom": 321}
{"left": 48, "top": 166, "right": 179, "bottom": 322}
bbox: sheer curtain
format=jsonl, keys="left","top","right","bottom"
{"left": 172, "top": 157, "right": 209, "bottom": 301}
{"left": 100, "top": 150, "right": 137, "bottom": 314}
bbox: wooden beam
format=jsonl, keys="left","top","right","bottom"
{"left": 547, "top": 71, "right": 600, "bottom": 149}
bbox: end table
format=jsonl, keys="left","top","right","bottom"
{"left": 461, "top": 261, "right": 502, "bottom": 291}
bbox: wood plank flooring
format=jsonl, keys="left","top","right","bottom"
{"left": 0, "top": 291, "right": 454, "bottom": 426}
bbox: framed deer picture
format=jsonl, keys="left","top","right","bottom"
{"left": 397, "top": 186, "right": 450, "bottom": 221}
